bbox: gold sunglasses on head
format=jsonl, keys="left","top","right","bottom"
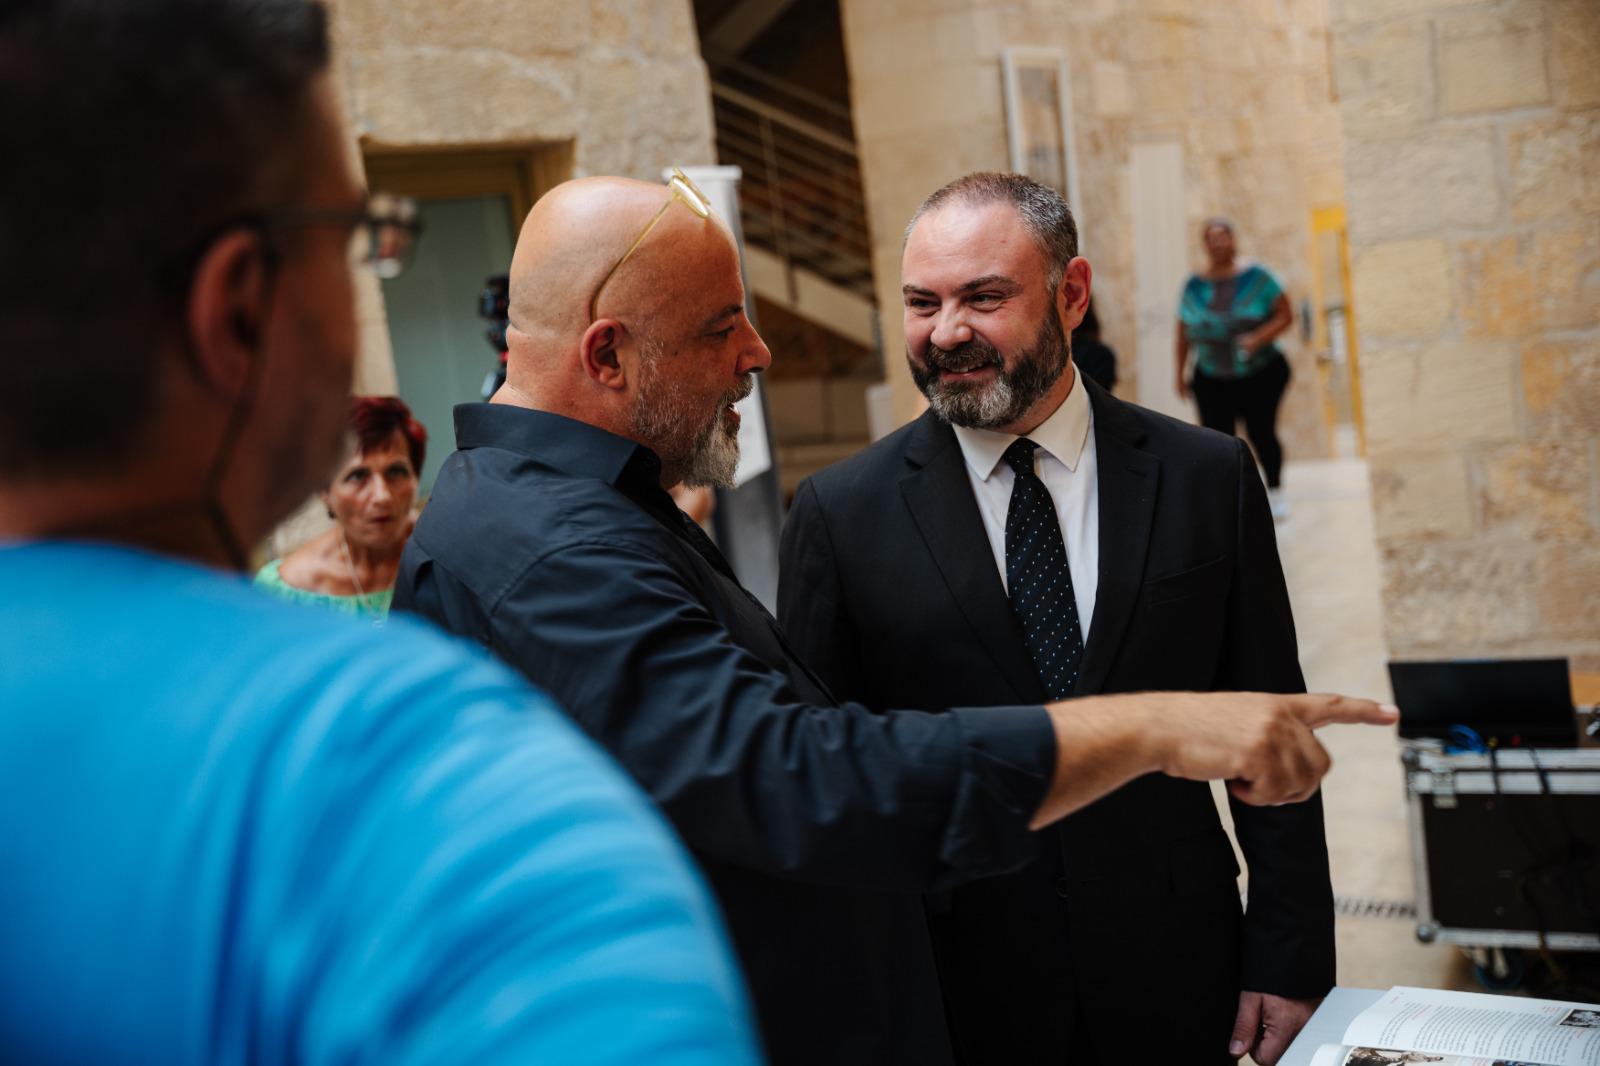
{"left": 588, "top": 167, "right": 713, "bottom": 322}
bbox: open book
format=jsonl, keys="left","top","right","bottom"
{"left": 1311, "top": 987, "right": 1600, "bottom": 1066}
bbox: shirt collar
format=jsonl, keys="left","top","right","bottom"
{"left": 951, "top": 363, "right": 1093, "bottom": 482}
{"left": 452, "top": 403, "right": 664, "bottom": 490}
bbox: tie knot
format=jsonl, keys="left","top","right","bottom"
{"left": 1003, "top": 437, "right": 1039, "bottom": 478}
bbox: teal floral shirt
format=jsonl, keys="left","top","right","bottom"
{"left": 1179, "top": 263, "right": 1285, "bottom": 380}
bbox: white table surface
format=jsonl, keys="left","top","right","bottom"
{"left": 1278, "top": 987, "right": 1385, "bottom": 1066}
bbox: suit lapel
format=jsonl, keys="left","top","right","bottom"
{"left": 1077, "top": 380, "right": 1160, "bottom": 695}
{"left": 899, "top": 413, "right": 1046, "bottom": 704}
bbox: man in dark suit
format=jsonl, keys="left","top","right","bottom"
{"left": 779, "top": 172, "right": 1334, "bottom": 1066}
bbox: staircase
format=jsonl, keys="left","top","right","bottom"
{"left": 707, "top": 56, "right": 876, "bottom": 313}
{"left": 702, "top": 34, "right": 884, "bottom": 491}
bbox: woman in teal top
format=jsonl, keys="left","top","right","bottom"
{"left": 1175, "top": 218, "right": 1295, "bottom": 513}
{"left": 255, "top": 397, "right": 426, "bottom": 620}
{"left": 255, "top": 557, "right": 395, "bottom": 618}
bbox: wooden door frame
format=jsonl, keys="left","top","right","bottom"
{"left": 361, "top": 141, "right": 574, "bottom": 235}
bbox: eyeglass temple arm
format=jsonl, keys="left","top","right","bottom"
{"left": 588, "top": 199, "right": 676, "bottom": 321}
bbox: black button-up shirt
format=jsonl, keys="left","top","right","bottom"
{"left": 395, "top": 404, "right": 1056, "bottom": 1066}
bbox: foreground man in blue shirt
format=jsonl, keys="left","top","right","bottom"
{"left": 395, "top": 172, "right": 1397, "bottom": 1066}
{"left": 0, "top": 3, "right": 759, "bottom": 1063}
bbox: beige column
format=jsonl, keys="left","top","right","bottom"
{"left": 841, "top": 0, "right": 1009, "bottom": 427}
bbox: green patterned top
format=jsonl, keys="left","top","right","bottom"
{"left": 253, "top": 558, "right": 392, "bottom": 620}
{"left": 1178, "top": 263, "right": 1285, "bottom": 380}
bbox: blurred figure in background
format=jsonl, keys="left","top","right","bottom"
{"left": 1176, "top": 218, "right": 1295, "bottom": 518}
{"left": 256, "top": 395, "right": 426, "bottom": 620}
{"left": 671, "top": 483, "right": 717, "bottom": 527}
{"left": 0, "top": 2, "right": 761, "bottom": 1063}
{"left": 1070, "top": 297, "right": 1117, "bottom": 392}
{"left": 479, "top": 273, "right": 511, "bottom": 399}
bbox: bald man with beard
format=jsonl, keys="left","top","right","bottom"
{"left": 394, "top": 172, "right": 1393, "bottom": 1066}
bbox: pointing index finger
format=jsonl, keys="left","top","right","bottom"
{"left": 1289, "top": 693, "right": 1399, "bottom": 730}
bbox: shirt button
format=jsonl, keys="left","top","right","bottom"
{"left": 1054, "top": 877, "right": 1071, "bottom": 898}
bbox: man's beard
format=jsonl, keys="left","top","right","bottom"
{"left": 909, "top": 311, "right": 1069, "bottom": 429}
{"left": 632, "top": 341, "right": 752, "bottom": 489}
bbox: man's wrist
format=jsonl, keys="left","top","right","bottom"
{"left": 1058, "top": 694, "right": 1166, "bottom": 775}
{"left": 1124, "top": 697, "right": 1168, "bottom": 775}
{"left": 1032, "top": 696, "right": 1165, "bottom": 828}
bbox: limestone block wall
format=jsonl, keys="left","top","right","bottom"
{"left": 1330, "top": 0, "right": 1600, "bottom": 668}
{"left": 842, "top": 0, "right": 1346, "bottom": 462}
{"left": 329, "top": 0, "right": 714, "bottom": 174}
{"left": 324, "top": 0, "right": 717, "bottom": 387}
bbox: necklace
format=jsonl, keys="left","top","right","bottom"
{"left": 337, "top": 528, "right": 370, "bottom": 599}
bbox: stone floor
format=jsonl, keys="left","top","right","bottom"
{"left": 1211, "top": 454, "right": 1478, "bottom": 1028}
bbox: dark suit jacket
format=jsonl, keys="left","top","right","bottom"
{"left": 779, "top": 380, "right": 1334, "bottom": 1064}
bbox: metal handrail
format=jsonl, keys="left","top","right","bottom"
{"left": 712, "top": 83, "right": 857, "bottom": 156}
{"left": 704, "top": 50, "right": 855, "bottom": 127}
{"left": 739, "top": 204, "right": 864, "bottom": 250}
{"left": 710, "top": 78, "right": 875, "bottom": 304}
{"left": 732, "top": 170, "right": 870, "bottom": 228}
{"left": 749, "top": 216, "right": 869, "bottom": 261}
{"left": 714, "top": 119, "right": 856, "bottom": 174}
{"left": 716, "top": 111, "right": 857, "bottom": 157}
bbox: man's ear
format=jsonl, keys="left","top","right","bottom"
{"left": 185, "top": 228, "right": 275, "bottom": 399}
{"left": 1057, "top": 256, "right": 1093, "bottom": 331}
{"left": 579, "top": 318, "right": 631, "bottom": 391}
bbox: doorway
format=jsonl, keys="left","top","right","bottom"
{"left": 361, "top": 145, "right": 572, "bottom": 492}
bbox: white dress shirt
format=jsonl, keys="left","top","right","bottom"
{"left": 951, "top": 366, "right": 1099, "bottom": 640}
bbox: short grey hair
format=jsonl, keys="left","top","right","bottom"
{"left": 904, "top": 172, "right": 1079, "bottom": 290}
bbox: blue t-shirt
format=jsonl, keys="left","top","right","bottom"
{"left": 0, "top": 542, "right": 761, "bottom": 1066}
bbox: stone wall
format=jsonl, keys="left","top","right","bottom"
{"left": 324, "top": 0, "right": 717, "bottom": 388}
{"left": 1330, "top": 0, "right": 1600, "bottom": 668}
{"left": 841, "top": 0, "right": 1346, "bottom": 462}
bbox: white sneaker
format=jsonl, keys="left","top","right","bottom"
{"left": 1269, "top": 487, "right": 1290, "bottom": 521}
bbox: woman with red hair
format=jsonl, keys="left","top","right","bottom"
{"left": 255, "top": 396, "right": 427, "bottom": 620}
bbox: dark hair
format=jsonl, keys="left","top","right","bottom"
{"left": 0, "top": 0, "right": 331, "bottom": 480}
{"left": 905, "top": 172, "right": 1079, "bottom": 290}
{"left": 351, "top": 396, "right": 427, "bottom": 474}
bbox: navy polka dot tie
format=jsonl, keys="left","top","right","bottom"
{"left": 1003, "top": 438, "right": 1084, "bottom": 699}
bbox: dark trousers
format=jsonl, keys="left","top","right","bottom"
{"left": 931, "top": 848, "right": 1243, "bottom": 1066}
{"left": 1192, "top": 354, "right": 1291, "bottom": 488}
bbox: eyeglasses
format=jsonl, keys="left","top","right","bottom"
{"left": 160, "top": 192, "right": 424, "bottom": 296}
{"left": 588, "top": 167, "right": 712, "bottom": 321}
{"left": 261, "top": 192, "right": 423, "bottom": 279}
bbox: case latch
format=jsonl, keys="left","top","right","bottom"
{"left": 1431, "top": 768, "right": 1457, "bottom": 809}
